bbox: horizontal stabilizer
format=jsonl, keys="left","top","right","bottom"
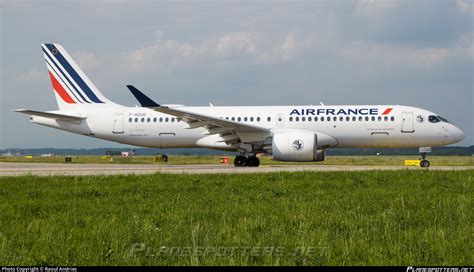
{"left": 127, "top": 85, "right": 160, "bottom": 107}
{"left": 14, "top": 109, "right": 86, "bottom": 121}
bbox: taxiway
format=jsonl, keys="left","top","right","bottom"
{"left": 0, "top": 162, "right": 472, "bottom": 176}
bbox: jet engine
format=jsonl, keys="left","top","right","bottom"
{"left": 271, "top": 130, "right": 328, "bottom": 162}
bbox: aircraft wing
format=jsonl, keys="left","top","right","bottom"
{"left": 127, "top": 85, "right": 268, "bottom": 145}
{"left": 14, "top": 109, "right": 85, "bottom": 121}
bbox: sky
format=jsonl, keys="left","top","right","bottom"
{"left": 0, "top": 0, "right": 472, "bottom": 148}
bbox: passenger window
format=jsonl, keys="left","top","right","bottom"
{"left": 321, "top": 117, "right": 325, "bottom": 121}
{"left": 302, "top": 117, "right": 305, "bottom": 122}
{"left": 244, "top": 117, "right": 248, "bottom": 122}
{"left": 359, "top": 116, "right": 363, "bottom": 121}
{"left": 333, "top": 117, "right": 337, "bottom": 121}
{"left": 352, "top": 116, "right": 356, "bottom": 121}
{"left": 141, "top": 118, "right": 145, "bottom": 122}
{"left": 378, "top": 116, "right": 382, "bottom": 121}
{"left": 237, "top": 117, "right": 241, "bottom": 122}
{"left": 384, "top": 116, "right": 388, "bottom": 121}
{"left": 147, "top": 118, "right": 151, "bottom": 122}
{"left": 289, "top": 117, "right": 293, "bottom": 122}
{"left": 346, "top": 117, "right": 350, "bottom": 121}
{"left": 165, "top": 117, "right": 169, "bottom": 122}
{"left": 371, "top": 116, "right": 375, "bottom": 121}
{"left": 295, "top": 117, "right": 300, "bottom": 122}
{"left": 339, "top": 116, "right": 343, "bottom": 121}
{"left": 171, "top": 118, "right": 175, "bottom": 122}
{"left": 231, "top": 117, "right": 235, "bottom": 121}
{"left": 308, "top": 117, "right": 312, "bottom": 121}
{"left": 153, "top": 117, "right": 157, "bottom": 122}
{"left": 390, "top": 116, "right": 395, "bottom": 121}
{"left": 134, "top": 118, "right": 138, "bottom": 122}
{"left": 128, "top": 118, "right": 132, "bottom": 122}
{"left": 365, "top": 116, "right": 369, "bottom": 121}
{"left": 159, "top": 117, "right": 163, "bottom": 122}
{"left": 225, "top": 117, "right": 229, "bottom": 120}
{"left": 267, "top": 117, "right": 271, "bottom": 122}
{"left": 257, "top": 117, "right": 261, "bottom": 122}
{"left": 250, "top": 117, "right": 254, "bottom": 122}
{"left": 314, "top": 117, "right": 318, "bottom": 121}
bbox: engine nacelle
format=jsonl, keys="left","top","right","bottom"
{"left": 271, "top": 130, "right": 325, "bottom": 162}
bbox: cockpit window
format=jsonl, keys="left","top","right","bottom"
{"left": 428, "top": 115, "right": 441, "bottom": 123}
{"left": 437, "top": 116, "right": 450, "bottom": 123}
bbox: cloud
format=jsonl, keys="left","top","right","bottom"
{"left": 17, "top": 69, "right": 47, "bottom": 82}
{"left": 257, "top": 32, "right": 300, "bottom": 63}
{"left": 354, "top": 0, "right": 401, "bottom": 16}
{"left": 340, "top": 35, "right": 472, "bottom": 74}
{"left": 71, "top": 51, "right": 103, "bottom": 71}
{"left": 214, "top": 32, "right": 258, "bottom": 57}
{"left": 456, "top": 0, "right": 473, "bottom": 15}
{"left": 121, "top": 31, "right": 306, "bottom": 72}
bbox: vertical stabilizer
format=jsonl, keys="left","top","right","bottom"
{"left": 41, "top": 43, "right": 118, "bottom": 110}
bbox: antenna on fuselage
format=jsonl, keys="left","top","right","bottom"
{"left": 320, "top": 102, "right": 325, "bottom": 106}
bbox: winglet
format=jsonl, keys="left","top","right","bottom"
{"left": 126, "top": 85, "right": 160, "bottom": 107}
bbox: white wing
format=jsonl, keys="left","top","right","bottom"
{"left": 127, "top": 85, "right": 269, "bottom": 146}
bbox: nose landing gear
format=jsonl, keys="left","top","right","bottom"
{"left": 419, "top": 147, "right": 431, "bottom": 168}
{"left": 234, "top": 155, "right": 260, "bottom": 167}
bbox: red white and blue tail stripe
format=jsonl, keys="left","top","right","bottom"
{"left": 41, "top": 43, "right": 114, "bottom": 108}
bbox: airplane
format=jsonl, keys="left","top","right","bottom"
{"left": 15, "top": 43, "right": 465, "bottom": 167}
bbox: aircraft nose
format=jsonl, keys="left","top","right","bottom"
{"left": 448, "top": 125, "right": 464, "bottom": 144}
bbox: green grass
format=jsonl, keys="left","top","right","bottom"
{"left": 1, "top": 155, "right": 473, "bottom": 166}
{"left": 0, "top": 171, "right": 472, "bottom": 266}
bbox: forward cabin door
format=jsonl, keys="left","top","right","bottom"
{"left": 401, "top": 112, "right": 414, "bottom": 133}
{"left": 113, "top": 113, "right": 124, "bottom": 134}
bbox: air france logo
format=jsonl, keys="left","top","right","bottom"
{"left": 292, "top": 140, "right": 304, "bottom": 151}
{"left": 289, "top": 107, "right": 393, "bottom": 116}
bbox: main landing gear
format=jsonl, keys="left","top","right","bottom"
{"left": 234, "top": 155, "right": 260, "bottom": 167}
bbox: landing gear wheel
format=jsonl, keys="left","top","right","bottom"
{"left": 420, "top": 160, "right": 430, "bottom": 168}
{"left": 247, "top": 156, "right": 260, "bottom": 167}
{"left": 419, "top": 149, "right": 431, "bottom": 168}
{"left": 234, "top": 156, "right": 248, "bottom": 167}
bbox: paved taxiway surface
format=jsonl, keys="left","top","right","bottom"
{"left": 0, "top": 162, "right": 473, "bottom": 176}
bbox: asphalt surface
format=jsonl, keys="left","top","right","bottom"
{"left": 0, "top": 162, "right": 472, "bottom": 176}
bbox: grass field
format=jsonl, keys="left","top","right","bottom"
{"left": 1, "top": 155, "right": 473, "bottom": 166}
{"left": 0, "top": 170, "right": 472, "bottom": 266}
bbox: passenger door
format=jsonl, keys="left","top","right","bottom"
{"left": 113, "top": 113, "right": 124, "bottom": 134}
{"left": 401, "top": 112, "right": 414, "bottom": 133}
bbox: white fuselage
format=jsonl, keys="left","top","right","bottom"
{"left": 30, "top": 104, "right": 464, "bottom": 151}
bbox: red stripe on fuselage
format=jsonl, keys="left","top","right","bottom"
{"left": 382, "top": 108, "right": 393, "bottom": 115}
{"left": 48, "top": 71, "right": 75, "bottom": 104}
